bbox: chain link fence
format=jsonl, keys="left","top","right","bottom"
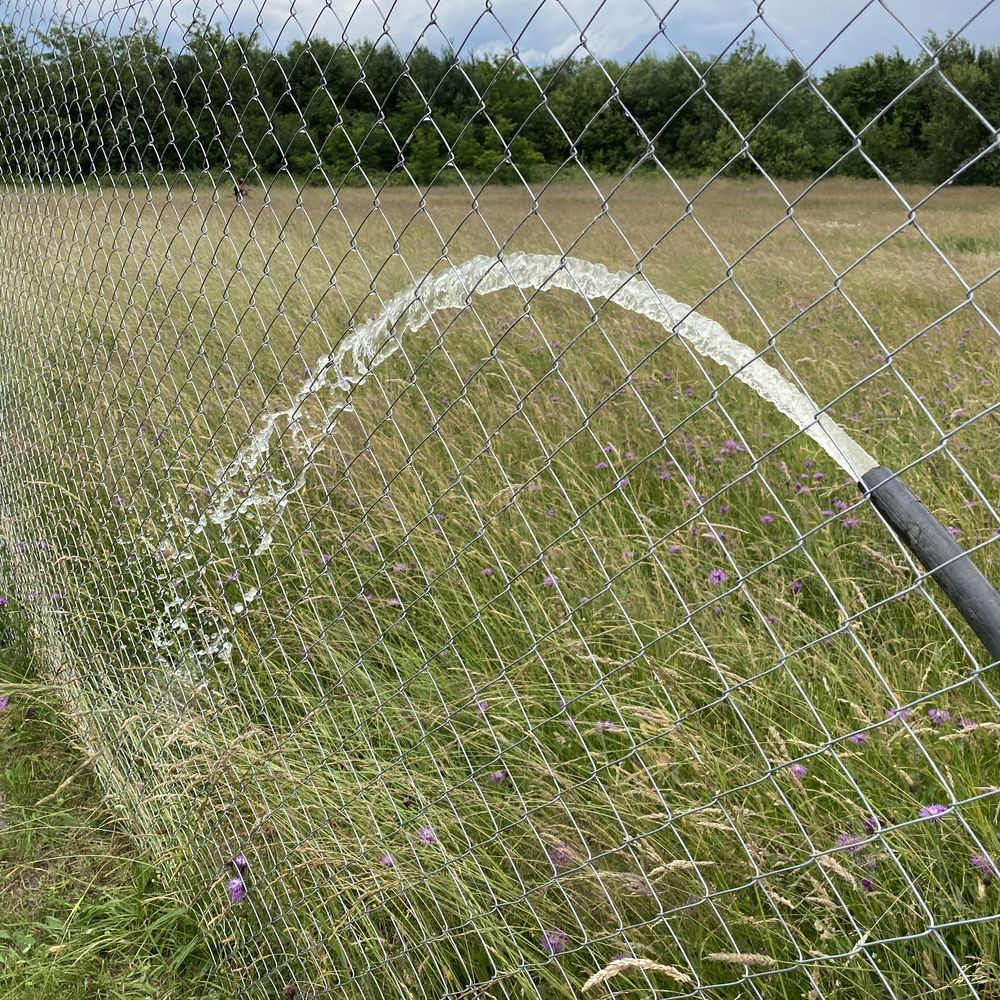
{"left": 1, "top": 1, "right": 999, "bottom": 996}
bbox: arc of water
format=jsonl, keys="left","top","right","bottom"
{"left": 203, "top": 251, "right": 877, "bottom": 537}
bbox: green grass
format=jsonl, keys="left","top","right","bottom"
{"left": 0, "top": 631, "right": 227, "bottom": 1000}
{"left": 1, "top": 173, "right": 999, "bottom": 997}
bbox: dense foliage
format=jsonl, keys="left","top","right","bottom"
{"left": 2, "top": 20, "right": 999, "bottom": 185}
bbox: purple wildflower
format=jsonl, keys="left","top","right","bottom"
{"left": 320, "top": 553, "right": 333, "bottom": 565}
{"left": 542, "top": 575, "right": 556, "bottom": 587}
{"left": 379, "top": 853, "right": 396, "bottom": 868}
{"left": 841, "top": 518, "right": 859, "bottom": 529}
{"left": 481, "top": 567, "right": 494, "bottom": 576}
{"left": 760, "top": 514, "right": 774, "bottom": 525}
{"left": 863, "top": 815, "right": 889, "bottom": 834}
{"left": 594, "top": 721, "right": 618, "bottom": 734}
{"left": 0, "top": 695, "right": 9, "bottom": 711}
{"left": 788, "top": 763, "right": 807, "bottom": 781}
{"left": 0, "top": 596, "right": 7, "bottom": 607}
{"left": 918, "top": 804, "right": 948, "bottom": 823}
{"left": 546, "top": 843, "right": 576, "bottom": 869}
{"left": 707, "top": 568, "right": 729, "bottom": 585}
{"left": 475, "top": 699, "right": 488, "bottom": 716}
{"left": 232, "top": 853, "right": 249, "bottom": 872}
{"left": 836, "top": 832, "right": 864, "bottom": 854}
{"left": 488, "top": 770, "right": 507, "bottom": 783}
{"left": 886, "top": 707, "right": 913, "bottom": 721}
{"left": 539, "top": 928, "right": 569, "bottom": 955}
{"left": 833, "top": 499, "right": 848, "bottom": 511}
{"left": 860, "top": 878, "right": 874, "bottom": 893}
{"left": 791, "top": 579, "right": 803, "bottom": 594}
{"left": 417, "top": 824, "right": 438, "bottom": 845}
{"left": 595, "top": 461, "right": 609, "bottom": 470}
{"left": 927, "top": 708, "right": 951, "bottom": 726}
{"left": 970, "top": 854, "right": 995, "bottom": 880}
{"left": 848, "top": 731, "right": 869, "bottom": 746}
{"left": 227, "top": 876, "right": 246, "bottom": 903}
{"left": 669, "top": 544, "right": 682, "bottom": 554}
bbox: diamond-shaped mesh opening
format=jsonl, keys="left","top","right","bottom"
{"left": 1, "top": 2, "right": 999, "bottom": 999}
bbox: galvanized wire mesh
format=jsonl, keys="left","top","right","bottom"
{"left": 1, "top": 1, "right": 999, "bottom": 996}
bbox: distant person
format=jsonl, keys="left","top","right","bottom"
{"left": 233, "top": 176, "right": 247, "bottom": 202}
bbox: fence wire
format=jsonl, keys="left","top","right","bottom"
{"left": 0, "top": 1, "right": 999, "bottom": 997}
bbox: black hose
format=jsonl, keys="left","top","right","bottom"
{"left": 860, "top": 465, "right": 1000, "bottom": 663}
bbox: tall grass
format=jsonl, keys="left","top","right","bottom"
{"left": 1, "top": 173, "right": 998, "bottom": 997}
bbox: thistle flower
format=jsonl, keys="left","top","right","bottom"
{"left": 488, "top": 770, "right": 508, "bottom": 783}
{"left": 848, "top": 731, "right": 869, "bottom": 746}
{"left": 417, "top": 824, "right": 438, "bottom": 846}
{"left": 594, "top": 720, "right": 618, "bottom": 734}
{"left": 0, "top": 695, "right": 9, "bottom": 711}
{"left": 860, "top": 877, "right": 874, "bottom": 893}
{"left": 760, "top": 514, "right": 774, "bottom": 525}
{"left": 539, "top": 928, "right": 568, "bottom": 955}
{"left": 841, "top": 518, "right": 859, "bottom": 529}
{"left": 886, "top": 707, "right": 912, "bottom": 721}
{"left": 970, "top": 854, "right": 995, "bottom": 880}
{"left": 835, "top": 832, "right": 864, "bottom": 854}
{"left": 320, "top": 553, "right": 333, "bottom": 565}
{"left": 379, "top": 853, "right": 396, "bottom": 868}
{"left": 232, "top": 853, "right": 249, "bottom": 872}
{"left": 0, "top": 596, "right": 7, "bottom": 607}
{"left": 918, "top": 804, "right": 948, "bottom": 823}
{"left": 707, "top": 568, "right": 728, "bottom": 585}
{"left": 475, "top": 699, "right": 488, "bottom": 715}
{"left": 927, "top": 708, "right": 951, "bottom": 726}
{"left": 791, "top": 579, "right": 803, "bottom": 594}
{"left": 788, "top": 763, "right": 807, "bottom": 781}
{"left": 227, "top": 876, "right": 246, "bottom": 903}
{"left": 863, "top": 815, "right": 890, "bottom": 834}
{"left": 542, "top": 575, "right": 556, "bottom": 587}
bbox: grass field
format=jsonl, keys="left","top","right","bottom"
{"left": 0, "top": 628, "right": 226, "bottom": 999}
{"left": 1, "top": 173, "right": 998, "bottom": 998}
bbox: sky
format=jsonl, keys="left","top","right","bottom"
{"left": 16, "top": 0, "right": 1000, "bottom": 72}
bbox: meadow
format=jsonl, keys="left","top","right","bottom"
{"left": 1, "top": 172, "right": 998, "bottom": 998}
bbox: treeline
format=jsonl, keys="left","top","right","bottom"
{"left": 1, "top": 20, "right": 999, "bottom": 186}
